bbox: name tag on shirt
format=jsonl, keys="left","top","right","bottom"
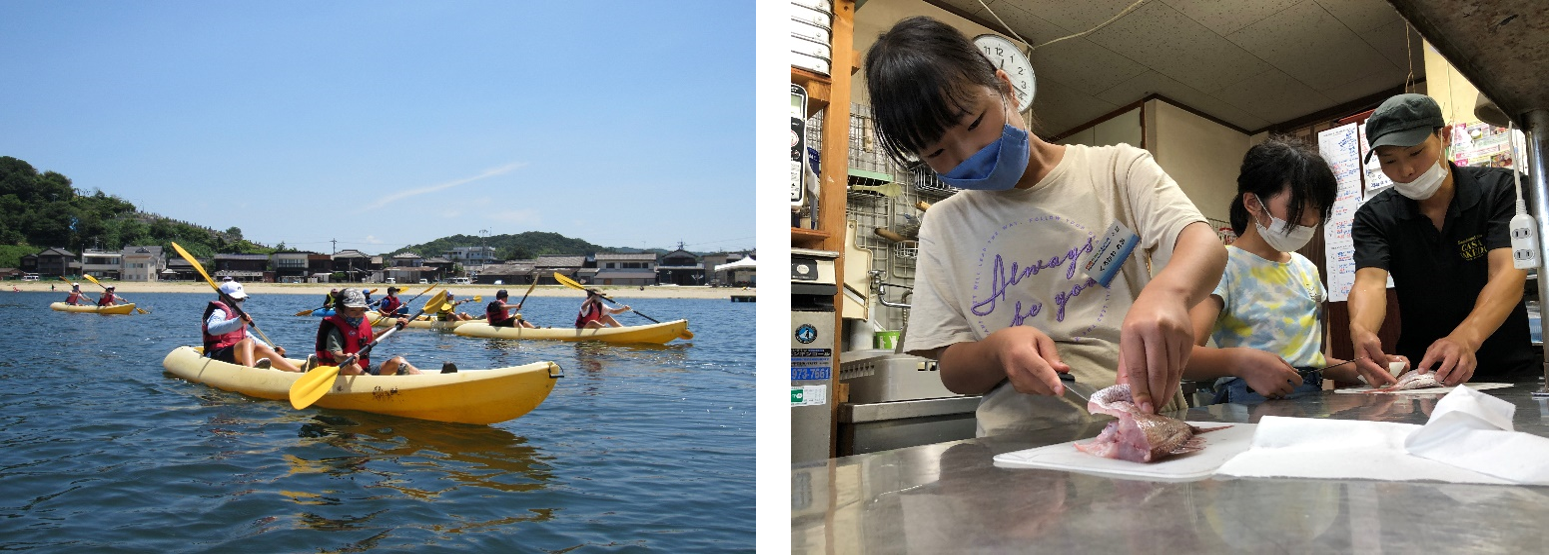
{"left": 1082, "top": 221, "right": 1138, "bottom": 288}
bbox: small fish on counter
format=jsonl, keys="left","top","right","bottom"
{"left": 1075, "top": 384, "right": 1231, "bottom": 463}
{"left": 1366, "top": 368, "right": 1442, "bottom": 393}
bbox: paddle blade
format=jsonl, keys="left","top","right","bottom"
{"left": 680, "top": 330, "right": 695, "bottom": 340}
{"left": 553, "top": 272, "right": 584, "bottom": 290}
{"left": 83, "top": 274, "right": 104, "bottom": 288}
{"left": 420, "top": 291, "right": 448, "bottom": 313}
{"left": 289, "top": 365, "right": 342, "bottom": 409}
{"left": 295, "top": 308, "right": 316, "bottom": 316}
{"left": 171, "top": 242, "right": 218, "bottom": 289}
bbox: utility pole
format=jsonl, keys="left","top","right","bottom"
{"left": 479, "top": 228, "right": 489, "bottom": 276}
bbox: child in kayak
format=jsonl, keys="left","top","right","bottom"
{"left": 96, "top": 286, "right": 119, "bottom": 307}
{"left": 375, "top": 286, "right": 408, "bottom": 317}
{"left": 576, "top": 289, "right": 630, "bottom": 329}
{"left": 64, "top": 283, "right": 87, "bottom": 305}
{"left": 434, "top": 292, "right": 476, "bottom": 321}
{"left": 202, "top": 281, "right": 301, "bottom": 372}
{"left": 487, "top": 289, "right": 536, "bottom": 328}
{"left": 311, "top": 289, "right": 423, "bottom": 375}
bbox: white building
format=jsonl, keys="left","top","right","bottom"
{"left": 120, "top": 246, "right": 165, "bottom": 282}
{"left": 81, "top": 250, "right": 123, "bottom": 280}
{"left": 445, "top": 246, "right": 497, "bottom": 266}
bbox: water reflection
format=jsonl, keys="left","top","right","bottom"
{"left": 287, "top": 414, "right": 555, "bottom": 496}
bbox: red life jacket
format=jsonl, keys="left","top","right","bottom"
{"left": 315, "top": 314, "right": 374, "bottom": 368}
{"left": 97, "top": 292, "right": 116, "bottom": 306}
{"left": 379, "top": 295, "right": 403, "bottom": 315}
{"left": 202, "top": 301, "right": 247, "bottom": 353}
{"left": 575, "top": 298, "right": 603, "bottom": 328}
{"left": 65, "top": 291, "right": 82, "bottom": 305}
{"left": 487, "top": 300, "right": 512, "bottom": 325}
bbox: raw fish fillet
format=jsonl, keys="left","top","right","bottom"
{"left": 1076, "top": 384, "right": 1230, "bottom": 463}
{"left": 1366, "top": 369, "right": 1441, "bottom": 393}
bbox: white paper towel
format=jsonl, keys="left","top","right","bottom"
{"left": 1214, "top": 416, "right": 1511, "bottom": 484}
{"left": 1217, "top": 386, "right": 1549, "bottom": 485}
{"left": 1404, "top": 386, "right": 1549, "bottom": 484}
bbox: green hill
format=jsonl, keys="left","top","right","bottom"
{"left": 392, "top": 231, "right": 607, "bottom": 261}
{"left": 0, "top": 155, "right": 271, "bottom": 267}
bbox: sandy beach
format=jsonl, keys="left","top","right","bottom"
{"left": 7, "top": 280, "right": 754, "bottom": 300}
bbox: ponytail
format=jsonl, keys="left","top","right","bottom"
{"left": 1228, "top": 194, "right": 1249, "bottom": 236}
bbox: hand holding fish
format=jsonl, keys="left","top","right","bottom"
{"left": 1418, "top": 333, "right": 1478, "bottom": 386}
{"left": 1349, "top": 327, "right": 1402, "bottom": 387}
{"left": 1116, "top": 287, "right": 1193, "bottom": 413}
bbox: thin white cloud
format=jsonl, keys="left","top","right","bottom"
{"left": 358, "top": 162, "right": 526, "bottom": 212}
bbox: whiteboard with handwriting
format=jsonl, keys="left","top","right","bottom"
{"left": 1319, "top": 123, "right": 1393, "bottom": 302}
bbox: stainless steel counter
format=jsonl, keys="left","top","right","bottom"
{"left": 793, "top": 381, "right": 1549, "bottom": 553}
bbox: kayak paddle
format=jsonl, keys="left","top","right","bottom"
{"left": 289, "top": 290, "right": 448, "bottom": 410}
{"left": 82, "top": 273, "right": 148, "bottom": 314}
{"left": 296, "top": 288, "right": 377, "bottom": 316}
{"left": 552, "top": 272, "right": 693, "bottom": 340}
{"left": 171, "top": 242, "right": 279, "bottom": 349}
{"left": 57, "top": 276, "right": 99, "bottom": 305}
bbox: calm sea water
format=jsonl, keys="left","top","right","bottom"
{"left": 0, "top": 290, "right": 754, "bottom": 553}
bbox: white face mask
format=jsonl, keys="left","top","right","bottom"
{"left": 1392, "top": 158, "right": 1447, "bottom": 200}
{"left": 1251, "top": 195, "right": 1317, "bottom": 253}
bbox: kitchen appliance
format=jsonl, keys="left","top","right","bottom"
{"left": 793, "top": 248, "right": 839, "bottom": 463}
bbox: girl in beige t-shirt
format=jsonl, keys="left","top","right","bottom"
{"left": 865, "top": 16, "right": 1227, "bottom": 435}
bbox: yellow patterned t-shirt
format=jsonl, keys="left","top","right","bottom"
{"left": 1210, "top": 245, "right": 1327, "bottom": 367}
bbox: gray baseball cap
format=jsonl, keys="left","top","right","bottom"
{"left": 1364, "top": 93, "right": 1445, "bottom": 163}
{"left": 340, "top": 288, "right": 369, "bottom": 308}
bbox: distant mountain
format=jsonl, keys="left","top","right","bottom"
{"left": 392, "top": 233, "right": 703, "bottom": 262}
{"left": 392, "top": 231, "right": 605, "bottom": 261}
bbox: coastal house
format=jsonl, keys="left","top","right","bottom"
{"left": 80, "top": 250, "right": 122, "bottom": 280}
{"left": 163, "top": 257, "right": 200, "bottom": 281}
{"left": 535, "top": 254, "right": 586, "bottom": 285}
{"left": 656, "top": 247, "right": 704, "bottom": 286}
{"left": 704, "top": 251, "right": 755, "bottom": 287}
{"left": 475, "top": 261, "right": 537, "bottom": 285}
{"left": 446, "top": 246, "right": 497, "bottom": 266}
{"left": 213, "top": 254, "right": 272, "bottom": 282}
{"left": 22, "top": 248, "right": 79, "bottom": 277}
{"left": 120, "top": 246, "right": 165, "bottom": 282}
{"left": 332, "top": 249, "right": 372, "bottom": 283}
{"left": 424, "top": 256, "right": 455, "bottom": 280}
{"left": 593, "top": 252, "right": 658, "bottom": 286}
{"left": 270, "top": 251, "right": 316, "bottom": 283}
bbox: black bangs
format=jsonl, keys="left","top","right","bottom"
{"left": 1230, "top": 137, "right": 1339, "bottom": 235}
{"left": 865, "top": 16, "right": 1003, "bottom": 166}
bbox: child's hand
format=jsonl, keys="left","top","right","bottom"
{"left": 987, "top": 326, "right": 1071, "bottom": 396}
{"left": 1230, "top": 348, "right": 1300, "bottom": 399}
{"left": 1117, "top": 289, "right": 1194, "bottom": 413}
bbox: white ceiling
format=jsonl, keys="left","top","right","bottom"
{"left": 922, "top": 0, "right": 1427, "bottom": 136}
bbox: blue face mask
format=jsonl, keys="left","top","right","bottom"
{"left": 344, "top": 316, "right": 364, "bottom": 327}
{"left": 934, "top": 102, "right": 1030, "bottom": 191}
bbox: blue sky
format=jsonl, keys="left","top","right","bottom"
{"left": 0, "top": 1, "right": 754, "bottom": 255}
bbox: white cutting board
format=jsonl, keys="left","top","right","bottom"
{"left": 1335, "top": 383, "right": 1513, "bottom": 395}
{"left": 993, "top": 422, "right": 1257, "bottom": 482}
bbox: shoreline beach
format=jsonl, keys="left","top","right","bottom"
{"left": 8, "top": 280, "right": 754, "bottom": 300}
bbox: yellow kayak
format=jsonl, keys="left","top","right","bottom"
{"left": 50, "top": 302, "right": 136, "bottom": 315}
{"left": 453, "top": 319, "right": 691, "bottom": 344}
{"left": 364, "top": 311, "right": 476, "bottom": 330}
{"left": 161, "top": 346, "right": 562, "bottom": 425}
